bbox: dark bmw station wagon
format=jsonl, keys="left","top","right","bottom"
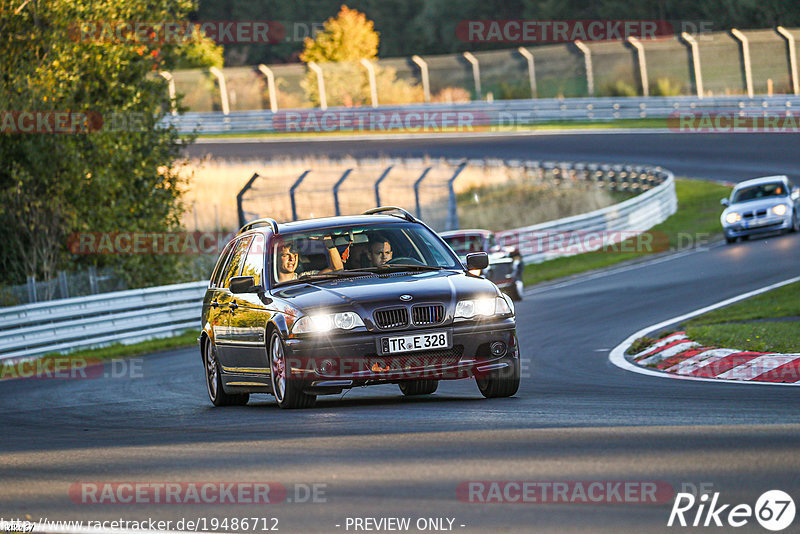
{"left": 200, "top": 207, "right": 521, "bottom": 409}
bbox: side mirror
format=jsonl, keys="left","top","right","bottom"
{"left": 466, "top": 252, "right": 489, "bottom": 271}
{"left": 229, "top": 275, "right": 261, "bottom": 294}
{"left": 720, "top": 198, "right": 730, "bottom": 207}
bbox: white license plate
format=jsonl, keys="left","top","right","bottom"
{"left": 381, "top": 331, "right": 450, "bottom": 354}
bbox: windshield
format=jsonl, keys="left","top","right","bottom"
{"left": 442, "top": 234, "right": 485, "bottom": 255}
{"left": 270, "top": 222, "right": 462, "bottom": 286}
{"left": 732, "top": 182, "right": 788, "bottom": 203}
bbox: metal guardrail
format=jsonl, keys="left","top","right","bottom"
{"left": 1, "top": 161, "right": 677, "bottom": 360}
{"left": 163, "top": 95, "right": 800, "bottom": 135}
{"left": 496, "top": 165, "right": 676, "bottom": 263}
{"left": 0, "top": 281, "right": 207, "bottom": 361}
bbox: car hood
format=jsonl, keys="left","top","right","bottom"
{"left": 270, "top": 270, "right": 499, "bottom": 314}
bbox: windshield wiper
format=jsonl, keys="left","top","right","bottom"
{"left": 276, "top": 270, "right": 375, "bottom": 287}
{"left": 363, "top": 264, "right": 447, "bottom": 272}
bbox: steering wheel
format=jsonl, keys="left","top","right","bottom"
{"left": 385, "top": 256, "right": 425, "bottom": 266}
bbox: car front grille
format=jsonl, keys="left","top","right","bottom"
{"left": 373, "top": 307, "right": 409, "bottom": 329}
{"left": 411, "top": 304, "right": 445, "bottom": 326}
{"left": 366, "top": 346, "right": 464, "bottom": 371}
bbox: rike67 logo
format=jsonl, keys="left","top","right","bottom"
{"left": 668, "top": 490, "right": 795, "bottom": 531}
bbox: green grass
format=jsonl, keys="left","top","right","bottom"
{"left": 683, "top": 281, "right": 800, "bottom": 353}
{"left": 686, "top": 323, "right": 798, "bottom": 354}
{"left": 523, "top": 178, "right": 731, "bottom": 286}
{"left": 0, "top": 330, "right": 200, "bottom": 379}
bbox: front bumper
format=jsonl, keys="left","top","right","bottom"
{"left": 284, "top": 318, "right": 518, "bottom": 383}
{"left": 724, "top": 215, "right": 792, "bottom": 238}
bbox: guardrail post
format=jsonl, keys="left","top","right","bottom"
{"left": 58, "top": 271, "right": 69, "bottom": 299}
{"left": 333, "top": 169, "right": 353, "bottom": 216}
{"left": 237, "top": 173, "right": 261, "bottom": 227}
{"left": 257, "top": 64, "right": 279, "bottom": 112}
{"left": 462, "top": 51, "right": 482, "bottom": 100}
{"left": 411, "top": 55, "right": 430, "bottom": 103}
{"left": 573, "top": 40, "right": 594, "bottom": 96}
{"left": 776, "top": 26, "right": 799, "bottom": 96}
{"left": 360, "top": 59, "right": 379, "bottom": 107}
{"left": 307, "top": 61, "right": 327, "bottom": 110}
{"left": 209, "top": 67, "right": 230, "bottom": 115}
{"left": 446, "top": 162, "right": 467, "bottom": 231}
{"left": 158, "top": 71, "right": 178, "bottom": 115}
{"left": 730, "top": 29, "right": 754, "bottom": 98}
{"left": 625, "top": 37, "right": 649, "bottom": 97}
{"left": 290, "top": 170, "right": 311, "bottom": 221}
{"left": 374, "top": 166, "right": 393, "bottom": 206}
{"left": 681, "top": 32, "right": 704, "bottom": 99}
{"left": 517, "top": 47, "right": 537, "bottom": 98}
{"left": 413, "top": 167, "right": 433, "bottom": 218}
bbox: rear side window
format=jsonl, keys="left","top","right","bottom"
{"left": 210, "top": 240, "right": 235, "bottom": 288}
{"left": 222, "top": 237, "right": 253, "bottom": 288}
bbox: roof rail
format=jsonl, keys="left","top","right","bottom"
{"left": 238, "top": 217, "right": 280, "bottom": 235}
{"left": 363, "top": 206, "right": 418, "bottom": 222}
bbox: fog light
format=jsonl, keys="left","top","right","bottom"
{"left": 319, "top": 359, "right": 335, "bottom": 375}
{"left": 490, "top": 341, "right": 507, "bottom": 356}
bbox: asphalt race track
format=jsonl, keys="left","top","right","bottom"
{"left": 2, "top": 132, "right": 799, "bottom": 533}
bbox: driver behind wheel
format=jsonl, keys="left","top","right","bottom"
{"left": 367, "top": 234, "right": 393, "bottom": 266}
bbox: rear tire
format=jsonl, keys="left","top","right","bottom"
{"left": 398, "top": 379, "right": 438, "bottom": 396}
{"left": 204, "top": 339, "right": 249, "bottom": 407}
{"left": 476, "top": 357, "right": 520, "bottom": 398}
{"left": 269, "top": 330, "right": 316, "bottom": 409}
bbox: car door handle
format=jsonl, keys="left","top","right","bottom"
{"left": 227, "top": 302, "right": 238, "bottom": 311}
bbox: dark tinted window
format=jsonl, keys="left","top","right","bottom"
{"left": 732, "top": 182, "right": 788, "bottom": 203}
{"left": 222, "top": 237, "right": 252, "bottom": 288}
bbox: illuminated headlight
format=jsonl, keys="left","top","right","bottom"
{"left": 292, "top": 312, "right": 364, "bottom": 334}
{"left": 772, "top": 204, "right": 788, "bottom": 216}
{"left": 725, "top": 212, "right": 741, "bottom": 224}
{"left": 455, "top": 297, "right": 513, "bottom": 319}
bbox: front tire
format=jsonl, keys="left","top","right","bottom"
{"left": 725, "top": 234, "right": 736, "bottom": 244}
{"left": 476, "top": 357, "right": 520, "bottom": 398}
{"left": 269, "top": 330, "right": 316, "bottom": 409}
{"left": 790, "top": 212, "right": 799, "bottom": 233}
{"left": 204, "top": 339, "right": 249, "bottom": 407}
{"left": 398, "top": 379, "right": 438, "bottom": 396}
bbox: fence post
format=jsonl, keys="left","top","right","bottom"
{"left": 776, "top": 26, "right": 799, "bottom": 96}
{"left": 360, "top": 59, "right": 379, "bottom": 107}
{"left": 333, "top": 169, "right": 353, "bottom": 216}
{"left": 209, "top": 67, "right": 230, "bottom": 115}
{"left": 573, "top": 40, "right": 594, "bottom": 96}
{"left": 462, "top": 52, "right": 482, "bottom": 100}
{"left": 446, "top": 163, "right": 467, "bottom": 231}
{"left": 413, "top": 167, "right": 433, "bottom": 218}
{"left": 158, "top": 71, "right": 178, "bottom": 115}
{"left": 730, "top": 29, "right": 754, "bottom": 98}
{"left": 58, "top": 270, "right": 69, "bottom": 299}
{"left": 374, "top": 166, "right": 393, "bottom": 206}
{"left": 257, "top": 64, "right": 279, "bottom": 112}
{"left": 307, "top": 61, "right": 327, "bottom": 110}
{"left": 626, "top": 37, "right": 649, "bottom": 97}
{"left": 290, "top": 170, "right": 312, "bottom": 221}
{"left": 237, "top": 173, "right": 261, "bottom": 228}
{"left": 26, "top": 275, "right": 37, "bottom": 303}
{"left": 88, "top": 266, "right": 99, "bottom": 295}
{"left": 517, "top": 47, "right": 537, "bottom": 98}
{"left": 411, "top": 55, "right": 430, "bottom": 103}
{"left": 681, "top": 32, "right": 704, "bottom": 98}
